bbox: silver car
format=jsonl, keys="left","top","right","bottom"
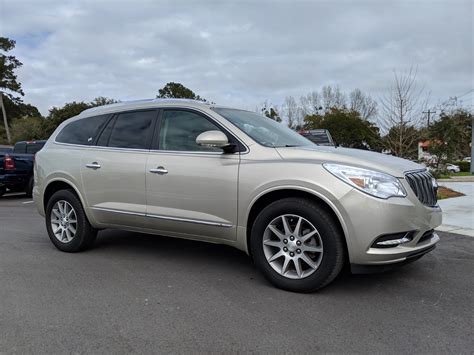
{"left": 34, "top": 99, "right": 442, "bottom": 292}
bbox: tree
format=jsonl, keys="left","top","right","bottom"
{"left": 349, "top": 88, "right": 378, "bottom": 120}
{"left": 304, "top": 107, "right": 381, "bottom": 150}
{"left": 261, "top": 101, "right": 282, "bottom": 122}
{"left": 379, "top": 67, "right": 428, "bottom": 158}
{"left": 282, "top": 96, "right": 301, "bottom": 129}
{"left": 10, "top": 116, "right": 48, "bottom": 142}
{"left": 300, "top": 91, "right": 322, "bottom": 117}
{"left": 321, "top": 85, "right": 346, "bottom": 111}
{"left": 0, "top": 37, "right": 24, "bottom": 144}
{"left": 90, "top": 96, "right": 119, "bottom": 107}
{"left": 428, "top": 109, "right": 472, "bottom": 164}
{"left": 157, "top": 82, "right": 206, "bottom": 101}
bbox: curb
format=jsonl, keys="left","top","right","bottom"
{"left": 436, "top": 225, "right": 474, "bottom": 237}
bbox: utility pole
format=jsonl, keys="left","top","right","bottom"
{"left": 0, "top": 93, "right": 12, "bottom": 144}
{"left": 423, "top": 109, "right": 436, "bottom": 127}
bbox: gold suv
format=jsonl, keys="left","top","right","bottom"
{"left": 34, "top": 99, "right": 442, "bottom": 292}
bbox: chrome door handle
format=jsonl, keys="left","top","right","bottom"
{"left": 149, "top": 166, "right": 168, "bottom": 175}
{"left": 86, "top": 162, "right": 101, "bottom": 169}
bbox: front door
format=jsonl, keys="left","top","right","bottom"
{"left": 81, "top": 109, "right": 158, "bottom": 227}
{"left": 145, "top": 109, "right": 239, "bottom": 241}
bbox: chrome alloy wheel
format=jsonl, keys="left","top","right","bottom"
{"left": 262, "top": 214, "right": 324, "bottom": 279}
{"left": 50, "top": 200, "right": 78, "bottom": 243}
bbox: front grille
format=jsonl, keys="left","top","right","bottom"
{"left": 405, "top": 170, "right": 438, "bottom": 207}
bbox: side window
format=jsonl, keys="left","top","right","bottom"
{"left": 26, "top": 143, "right": 44, "bottom": 154}
{"left": 107, "top": 110, "right": 156, "bottom": 149}
{"left": 56, "top": 115, "right": 109, "bottom": 145}
{"left": 13, "top": 142, "right": 26, "bottom": 153}
{"left": 159, "top": 110, "right": 222, "bottom": 152}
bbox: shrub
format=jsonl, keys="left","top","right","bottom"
{"left": 453, "top": 161, "right": 470, "bottom": 172}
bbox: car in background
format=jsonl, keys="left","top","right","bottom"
{"left": 298, "top": 129, "right": 335, "bottom": 146}
{"left": 462, "top": 157, "right": 471, "bottom": 163}
{"left": 0, "top": 140, "right": 46, "bottom": 197}
{"left": 446, "top": 163, "right": 460, "bottom": 173}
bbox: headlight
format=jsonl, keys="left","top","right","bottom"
{"left": 323, "top": 163, "right": 406, "bottom": 199}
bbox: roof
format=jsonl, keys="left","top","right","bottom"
{"left": 80, "top": 98, "right": 212, "bottom": 117}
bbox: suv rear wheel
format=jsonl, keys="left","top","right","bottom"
{"left": 250, "top": 197, "right": 345, "bottom": 292}
{"left": 45, "top": 189, "right": 97, "bottom": 252}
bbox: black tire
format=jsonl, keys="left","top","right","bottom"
{"left": 250, "top": 197, "right": 345, "bottom": 293}
{"left": 0, "top": 186, "right": 5, "bottom": 197}
{"left": 25, "top": 176, "right": 34, "bottom": 198}
{"left": 45, "top": 189, "right": 97, "bottom": 252}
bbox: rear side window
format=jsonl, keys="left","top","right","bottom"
{"left": 56, "top": 115, "right": 109, "bottom": 145}
{"left": 25, "top": 143, "right": 45, "bottom": 154}
{"left": 106, "top": 110, "right": 156, "bottom": 149}
{"left": 13, "top": 142, "right": 26, "bottom": 153}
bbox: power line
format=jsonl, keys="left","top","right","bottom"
{"left": 423, "top": 109, "right": 436, "bottom": 127}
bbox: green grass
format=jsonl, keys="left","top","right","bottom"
{"left": 438, "top": 171, "right": 472, "bottom": 179}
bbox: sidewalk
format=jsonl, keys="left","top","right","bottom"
{"left": 436, "top": 182, "right": 474, "bottom": 237}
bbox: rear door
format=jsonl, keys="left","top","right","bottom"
{"left": 80, "top": 110, "right": 158, "bottom": 227}
{"left": 145, "top": 109, "right": 240, "bottom": 241}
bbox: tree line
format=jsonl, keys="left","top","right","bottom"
{"left": 1, "top": 36, "right": 471, "bottom": 166}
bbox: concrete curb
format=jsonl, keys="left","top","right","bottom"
{"left": 436, "top": 225, "right": 474, "bottom": 237}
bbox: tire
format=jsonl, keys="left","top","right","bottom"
{"left": 0, "top": 186, "right": 5, "bottom": 197}
{"left": 45, "top": 189, "right": 97, "bottom": 252}
{"left": 250, "top": 197, "right": 345, "bottom": 293}
{"left": 25, "top": 176, "right": 34, "bottom": 198}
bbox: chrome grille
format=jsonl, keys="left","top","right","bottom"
{"left": 404, "top": 170, "right": 438, "bottom": 207}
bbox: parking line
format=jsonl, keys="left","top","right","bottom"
{"left": 22, "top": 201, "right": 34, "bottom": 204}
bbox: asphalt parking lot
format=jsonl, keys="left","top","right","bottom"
{"left": 0, "top": 194, "right": 473, "bottom": 353}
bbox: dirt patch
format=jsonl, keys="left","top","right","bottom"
{"left": 437, "top": 186, "right": 465, "bottom": 200}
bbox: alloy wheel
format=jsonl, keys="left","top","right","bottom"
{"left": 50, "top": 200, "right": 78, "bottom": 243}
{"left": 262, "top": 214, "right": 324, "bottom": 279}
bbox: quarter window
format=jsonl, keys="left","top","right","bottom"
{"left": 107, "top": 110, "right": 156, "bottom": 149}
{"left": 158, "top": 110, "right": 222, "bottom": 152}
{"left": 56, "top": 115, "right": 109, "bottom": 145}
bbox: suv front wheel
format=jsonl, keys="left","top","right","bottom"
{"left": 45, "top": 189, "right": 97, "bottom": 252}
{"left": 250, "top": 197, "right": 345, "bottom": 292}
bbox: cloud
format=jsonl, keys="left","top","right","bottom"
{"left": 1, "top": 0, "right": 472, "bottom": 115}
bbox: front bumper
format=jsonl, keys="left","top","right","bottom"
{"left": 335, "top": 180, "right": 442, "bottom": 266}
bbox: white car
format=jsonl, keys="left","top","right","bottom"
{"left": 462, "top": 157, "right": 471, "bottom": 163}
{"left": 446, "top": 164, "right": 460, "bottom": 173}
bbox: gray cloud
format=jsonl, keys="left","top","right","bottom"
{"left": 1, "top": 0, "right": 472, "bottom": 115}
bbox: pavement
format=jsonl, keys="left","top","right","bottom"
{"left": 437, "top": 182, "right": 474, "bottom": 237}
{"left": 0, "top": 194, "right": 473, "bottom": 354}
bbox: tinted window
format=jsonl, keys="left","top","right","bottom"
{"left": 25, "top": 143, "right": 45, "bottom": 154}
{"left": 56, "top": 115, "right": 109, "bottom": 145}
{"left": 13, "top": 142, "right": 26, "bottom": 153}
{"left": 159, "top": 110, "right": 221, "bottom": 152}
{"left": 108, "top": 111, "right": 155, "bottom": 149}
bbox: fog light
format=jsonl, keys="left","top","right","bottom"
{"left": 371, "top": 232, "right": 414, "bottom": 248}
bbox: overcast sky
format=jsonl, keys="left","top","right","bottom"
{"left": 1, "top": 0, "right": 473, "bottom": 116}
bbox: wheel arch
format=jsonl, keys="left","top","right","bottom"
{"left": 245, "top": 187, "right": 351, "bottom": 260}
{"left": 43, "top": 179, "right": 86, "bottom": 214}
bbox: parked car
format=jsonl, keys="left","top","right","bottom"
{"left": 446, "top": 163, "right": 460, "bottom": 173}
{"left": 462, "top": 157, "right": 471, "bottom": 163}
{"left": 34, "top": 99, "right": 441, "bottom": 292}
{"left": 298, "top": 129, "right": 335, "bottom": 146}
{"left": 0, "top": 140, "right": 46, "bottom": 197}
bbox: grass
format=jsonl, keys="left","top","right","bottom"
{"left": 437, "top": 186, "right": 465, "bottom": 200}
{"left": 437, "top": 171, "right": 472, "bottom": 179}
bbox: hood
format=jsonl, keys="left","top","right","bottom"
{"left": 275, "top": 145, "right": 424, "bottom": 178}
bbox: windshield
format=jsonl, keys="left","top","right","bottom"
{"left": 212, "top": 108, "right": 314, "bottom": 148}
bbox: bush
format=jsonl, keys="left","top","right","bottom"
{"left": 453, "top": 161, "right": 470, "bottom": 172}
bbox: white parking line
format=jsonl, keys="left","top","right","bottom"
{"left": 22, "top": 201, "right": 34, "bottom": 204}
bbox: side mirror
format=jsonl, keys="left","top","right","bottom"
{"left": 196, "top": 130, "right": 230, "bottom": 148}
